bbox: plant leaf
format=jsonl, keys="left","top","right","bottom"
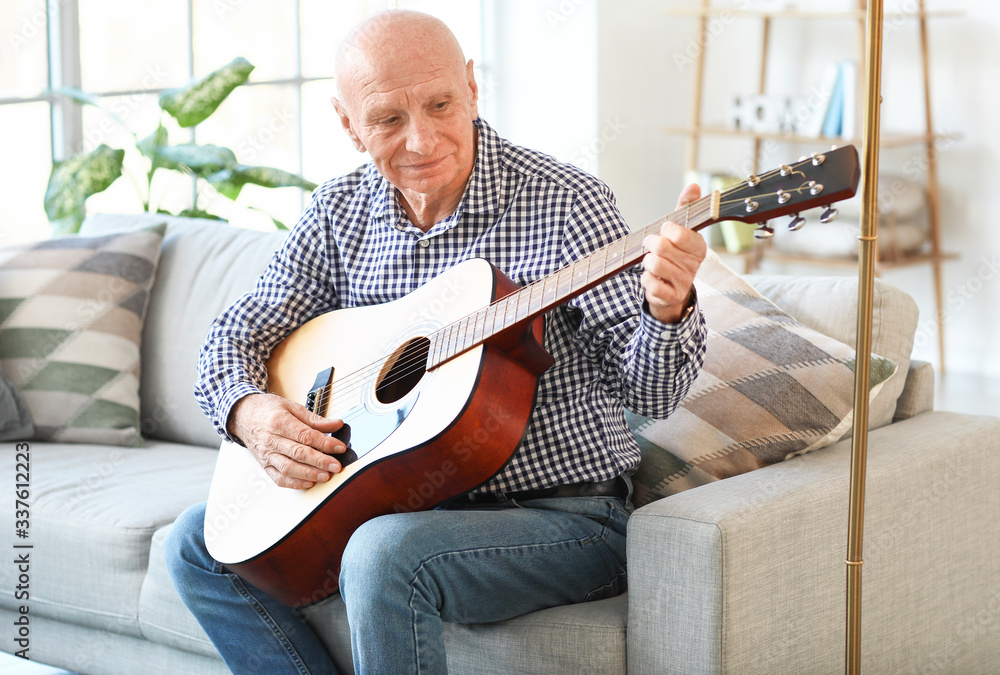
{"left": 204, "top": 168, "right": 243, "bottom": 200}
{"left": 228, "top": 165, "right": 318, "bottom": 192}
{"left": 43, "top": 144, "right": 125, "bottom": 232}
{"left": 137, "top": 126, "right": 169, "bottom": 162}
{"left": 49, "top": 87, "right": 131, "bottom": 132}
{"left": 154, "top": 143, "right": 238, "bottom": 177}
{"left": 205, "top": 164, "right": 318, "bottom": 201}
{"left": 159, "top": 57, "right": 255, "bottom": 127}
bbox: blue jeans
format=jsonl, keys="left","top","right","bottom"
{"left": 164, "top": 484, "right": 631, "bottom": 675}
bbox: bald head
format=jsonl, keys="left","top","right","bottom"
{"left": 328, "top": 10, "right": 480, "bottom": 229}
{"left": 336, "top": 10, "right": 468, "bottom": 104}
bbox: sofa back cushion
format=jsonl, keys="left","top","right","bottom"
{"left": 80, "top": 214, "right": 287, "bottom": 447}
{"left": 0, "top": 225, "right": 166, "bottom": 446}
{"left": 746, "top": 273, "right": 919, "bottom": 429}
{"left": 626, "top": 251, "right": 917, "bottom": 506}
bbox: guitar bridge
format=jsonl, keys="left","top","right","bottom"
{"left": 305, "top": 367, "right": 334, "bottom": 417}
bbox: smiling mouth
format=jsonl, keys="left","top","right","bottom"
{"left": 404, "top": 157, "right": 446, "bottom": 172}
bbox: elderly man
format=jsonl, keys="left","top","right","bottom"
{"left": 166, "top": 9, "right": 707, "bottom": 675}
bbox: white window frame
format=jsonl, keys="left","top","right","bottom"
{"left": 1, "top": 0, "right": 493, "bottom": 218}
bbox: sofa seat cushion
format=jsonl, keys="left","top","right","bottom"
{"left": 139, "top": 524, "right": 220, "bottom": 658}
{"left": 0, "top": 441, "right": 217, "bottom": 635}
{"left": 298, "top": 590, "right": 628, "bottom": 675}
{"left": 144, "top": 519, "right": 628, "bottom": 674}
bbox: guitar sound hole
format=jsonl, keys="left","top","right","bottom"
{"left": 375, "top": 336, "right": 430, "bottom": 404}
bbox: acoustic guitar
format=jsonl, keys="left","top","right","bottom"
{"left": 205, "top": 146, "right": 861, "bottom": 606}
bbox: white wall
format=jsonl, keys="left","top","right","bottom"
{"left": 594, "top": 0, "right": 1000, "bottom": 379}
{"left": 489, "top": 0, "right": 598, "bottom": 170}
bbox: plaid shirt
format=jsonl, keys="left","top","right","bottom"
{"left": 195, "top": 118, "right": 706, "bottom": 493}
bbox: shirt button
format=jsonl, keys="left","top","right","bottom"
{"left": 418, "top": 239, "right": 430, "bottom": 248}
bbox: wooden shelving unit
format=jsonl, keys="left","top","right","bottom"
{"left": 664, "top": 0, "right": 959, "bottom": 370}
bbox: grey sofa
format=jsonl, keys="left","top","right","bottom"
{"left": 2, "top": 213, "right": 998, "bottom": 674}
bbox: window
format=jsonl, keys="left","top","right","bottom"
{"left": 0, "top": 0, "right": 491, "bottom": 245}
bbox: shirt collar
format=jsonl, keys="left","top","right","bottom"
{"left": 459, "top": 117, "right": 507, "bottom": 217}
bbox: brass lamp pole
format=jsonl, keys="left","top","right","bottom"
{"left": 846, "top": 0, "right": 884, "bottom": 672}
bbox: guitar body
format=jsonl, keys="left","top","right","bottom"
{"left": 205, "top": 258, "right": 551, "bottom": 607}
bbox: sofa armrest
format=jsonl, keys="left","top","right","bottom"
{"left": 626, "top": 411, "right": 1000, "bottom": 675}
{"left": 893, "top": 359, "right": 935, "bottom": 421}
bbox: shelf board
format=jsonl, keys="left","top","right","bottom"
{"left": 663, "top": 125, "right": 961, "bottom": 149}
{"left": 728, "top": 248, "right": 960, "bottom": 271}
{"left": 661, "top": 7, "right": 963, "bottom": 21}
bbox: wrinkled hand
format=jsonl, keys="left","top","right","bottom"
{"left": 228, "top": 393, "right": 347, "bottom": 490}
{"left": 641, "top": 183, "right": 707, "bottom": 323}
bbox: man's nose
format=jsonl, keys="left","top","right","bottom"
{"left": 405, "top": 115, "right": 438, "bottom": 155}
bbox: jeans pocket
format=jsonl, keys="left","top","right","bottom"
{"left": 584, "top": 564, "right": 628, "bottom": 602}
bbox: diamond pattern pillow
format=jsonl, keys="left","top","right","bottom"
{"left": 0, "top": 224, "right": 166, "bottom": 446}
{"left": 627, "top": 251, "right": 896, "bottom": 507}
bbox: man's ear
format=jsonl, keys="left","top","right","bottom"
{"left": 465, "top": 59, "right": 479, "bottom": 121}
{"left": 331, "top": 97, "right": 366, "bottom": 153}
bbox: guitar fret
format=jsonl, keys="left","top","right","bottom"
{"left": 542, "top": 275, "right": 557, "bottom": 307}
{"left": 452, "top": 317, "right": 466, "bottom": 355}
{"left": 528, "top": 280, "right": 541, "bottom": 315}
{"left": 557, "top": 265, "right": 573, "bottom": 302}
{"left": 473, "top": 308, "right": 487, "bottom": 344}
{"left": 483, "top": 305, "right": 496, "bottom": 341}
{"left": 473, "top": 313, "right": 483, "bottom": 349}
{"left": 513, "top": 287, "right": 527, "bottom": 324}
{"left": 501, "top": 294, "right": 513, "bottom": 330}
{"left": 452, "top": 320, "right": 464, "bottom": 357}
{"left": 443, "top": 322, "right": 457, "bottom": 360}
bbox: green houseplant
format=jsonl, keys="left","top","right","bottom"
{"left": 44, "top": 57, "right": 317, "bottom": 234}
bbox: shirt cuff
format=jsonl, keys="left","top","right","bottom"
{"left": 638, "top": 288, "right": 703, "bottom": 352}
{"left": 216, "top": 381, "right": 265, "bottom": 446}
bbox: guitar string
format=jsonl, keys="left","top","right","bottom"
{"left": 305, "top": 159, "right": 828, "bottom": 417}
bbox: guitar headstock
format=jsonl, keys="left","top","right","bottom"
{"left": 716, "top": 145, "right": 861, "bottom": 238}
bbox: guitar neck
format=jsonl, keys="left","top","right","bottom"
{"left": 426, "top": 191, "right": 721, "bottom": 369}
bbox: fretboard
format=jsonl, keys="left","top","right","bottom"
{"left": 426, "top": 190, "right": 720, "bottom": 369}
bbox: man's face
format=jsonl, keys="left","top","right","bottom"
{"left": 334, "top": 55, "right": 479, "bottom": 204}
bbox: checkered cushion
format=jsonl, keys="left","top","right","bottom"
{"left": 627, "top": 251, "right": 896, "bottom": 506}
{"left": 0, "top": 225, "right": 165, "bottom": 446}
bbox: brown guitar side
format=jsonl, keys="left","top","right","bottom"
{"left": 223, "top": 266, "right": 551, "bottom": 607}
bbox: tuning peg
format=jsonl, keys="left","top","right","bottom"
{"left": 819, "top": 206, "right": 838, "bottom": 223}
{"left": 754, "top": 222, "right": 775, "bottom": 239}
{"left": 788, "top": 214, "right": 806, "bottom": 231}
